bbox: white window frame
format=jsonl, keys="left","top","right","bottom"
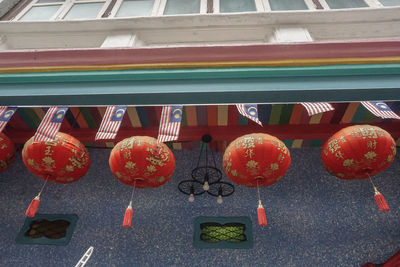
{"left": 318, "top": 0, "right": 383, "bottom": 9}
{"left": 14, "top": 0, "right": 111, "bottom": 21}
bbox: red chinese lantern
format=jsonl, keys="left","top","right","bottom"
{"left": 0, "top": 133, "right": 16, "bottom": 172}
{"left": 109, "top": 136, "right": 175, "bottom": 227}
{"left": 22, "top": 132, "right": 90, "bottom": 217}
{"left": 321, "top": 125, "right": 396, "bottom": 212}
{"left": 223, "top": 133, "right": 291, "bottom": 227}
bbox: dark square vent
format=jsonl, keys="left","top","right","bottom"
{"left": 16, "top": 214, "right": 78, "bottom": 246}
{"left": 194, "top": 216, "right": 252, "bottom": 249}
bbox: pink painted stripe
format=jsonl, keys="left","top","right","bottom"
{"left": 1, "top": 40, "right": 400, "bottom": 68}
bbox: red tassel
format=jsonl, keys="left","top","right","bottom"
{"left": 25, "top": 195, "right": 40, "bottom": 218}
{"left": 257, "top": 202, "right": 267, "bottom": 227}
{"left": 374, "top": 190, "right": 390, "bottom": 212}
{"left": 123, "top": 203, "right": 133, "bottom": 228}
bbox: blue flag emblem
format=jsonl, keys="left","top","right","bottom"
{"left": 371, "top": 101, "right": 391, "bottom": 111}
{"left": 111, "top": 106, "right": 127, "bottom": 122}
{"left": 169, "top": 106, "right": 183, "bottom": 123}
{"left": 51, "top": 107, "right": 68, "bottom": 123}
{"left": 245, "top": 104, "right": 258, "bottom": 118}
{"left": 0, "top": 107, "right": 17, "bottom": 122}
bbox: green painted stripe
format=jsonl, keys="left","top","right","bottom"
{"left": 362, "top": 109, "right": 376, "bottom": 123}
{"left": 2, "top": 75, "right": 400, "bottom": 106}
{"left": 2, "top": 64, "right": 400, "bottom": 84}
{"left": 351, "top": 104, "right": 367, "bottom": 123}
{"left": 80, "top": 107, "right": 97, "bottom": 128}
{"left": 279, "top": 104, "right": 293, "bottom": 124}
{"left": 18, "top": 108, "right": 41, "bottom": 129}
{"left": 269, "top": 105, "right": 283, "bottom": 125}
{"left": 181, "top": 107, "right": 188, "bottom": 127}
{"left": 283, "top": 140, "right": 293, "bottom": 148}
{"left": 310, "top": 139, "right": 322, "bottom": 147}
{"left": 237, "top": 114, "right": 248, "bottom": 126}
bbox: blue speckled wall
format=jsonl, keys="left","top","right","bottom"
{"left": 0, "top": 148, "right": 399, "bottom": 267}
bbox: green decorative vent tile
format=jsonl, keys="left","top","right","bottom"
{"left": 16, "top": 214, "right": 78, "bottom": 246}
{"left": 194, "top": 216, "right": 252, "bottom": 249}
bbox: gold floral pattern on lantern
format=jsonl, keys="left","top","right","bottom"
{"left": 364, "top": 151, "right": 377, "bottom": 160}
{"left": 246, "top": 160, "right": 258, "bottom": 169}
{"left": 343, "top": 159, "right": 354, "bottom": 167}
{"left": 146, "top": 165, "right": 157, "bottom": 174}
{"left": 270, "top": 163, "right": 279, "bottom": 171}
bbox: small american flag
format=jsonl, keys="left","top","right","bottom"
{"left": 34, "top": 107, "right": 68, "bottom": 142}
{"left": 361, "top": 101, "right": 400, "bottom": 120}
{"left": 300, "top": 102, "right": 335, "bottom": 116}
{"left": 95, "top": 106, "right": 127, "bottom": 140}
{"left": 236, "top": 104, "right": 262, "bottom": 126}
{"left": 157, "top": 105, "right": 183, "bottom": 143}
{"left": 0, "top": 106, "right": 17, "bottom": 133}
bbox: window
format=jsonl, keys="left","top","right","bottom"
{"left": 379, "top": 0, "right": 400, "bottom": 6}
{"left": 323, "top": 0, "right": 368, "bottom": 9}
{"left": 17, "top": 0, "right": 64, "bottom": 21}
{"left": 219, "top": 0, "right": 257, "bottom": 13}
{"left": 193, "top": 216, "right": 253, "bottom": 249}
{"left": 112, "top": 0, "right": 155, "bottom": 17}
{"left": 16, "top": 214, "right": 78, "bottom": 246}
{"left": 14, "top": 0, "right": 110, "bottom": 21}
{"left": 163, "top": 0, "right": 201, "bottom": 15}
{"left": 268, "top": 0, "right": 309, "bottom": 10}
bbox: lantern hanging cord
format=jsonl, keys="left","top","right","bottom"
{"left": 256, "top": 179, "right": 261, "bottom": 202}
{"left": 38, "top": 175, "right": 49, "bottom": 197}
{"left": 367, "top": 174, "right": 377, "bottom": 191}
{"left": 129, "top": 180, "right": 137, "bottom": 205}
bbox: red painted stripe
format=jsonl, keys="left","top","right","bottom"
{"left": 7, "top": 111, "right": 30, "bottom": 130}
{"left": 207, "top": 106, "right": 218, "bottom": 126}
{"left": 1, "top": 40, "right": 400, "bottom": 68}
{"left": 329, "top": 103, "right": 348, "bottom": 124}
{"left": 319, "top": 105, "right": 336, "bottom": 124}
{"left": 289, "top": 104, "right": 304, "bottom": 125}
{"left": 154, "top": 106, "right": 163, "bottom": 124}
{"left": 228, "top": 105, "right": 238, "bottom": 126}
{"left": 145, "top": 106, "right": 158, "bottom": 126}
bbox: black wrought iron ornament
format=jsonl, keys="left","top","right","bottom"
{"left": 178, "top": 135, "right": 234, "bottom": 204}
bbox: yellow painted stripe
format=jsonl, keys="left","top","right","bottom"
{"left": 292, "top": 139, "right": 303, "bottom": 148}
{"left": 309, "top": 113, "right": 323, "bottom": 124}
{"left": 32, "top": 107, "right": 46, "bottom": 119}
{"left": 2, "top": 57, "right": 400, "bottom": 73}
{"left": 126, "top": 107, "right": 141, "bottom": 127}
{"left": 105, "top": 142, "right": 114, "bottom": 148}
{"left": 340, "top": 103, "right": 360, "bottom": 124}
{"left": 217, "top": 105, "right": 228, "bottom": 126}
{"left": 172, "top": 142, "right": 182, "bottom": 150}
